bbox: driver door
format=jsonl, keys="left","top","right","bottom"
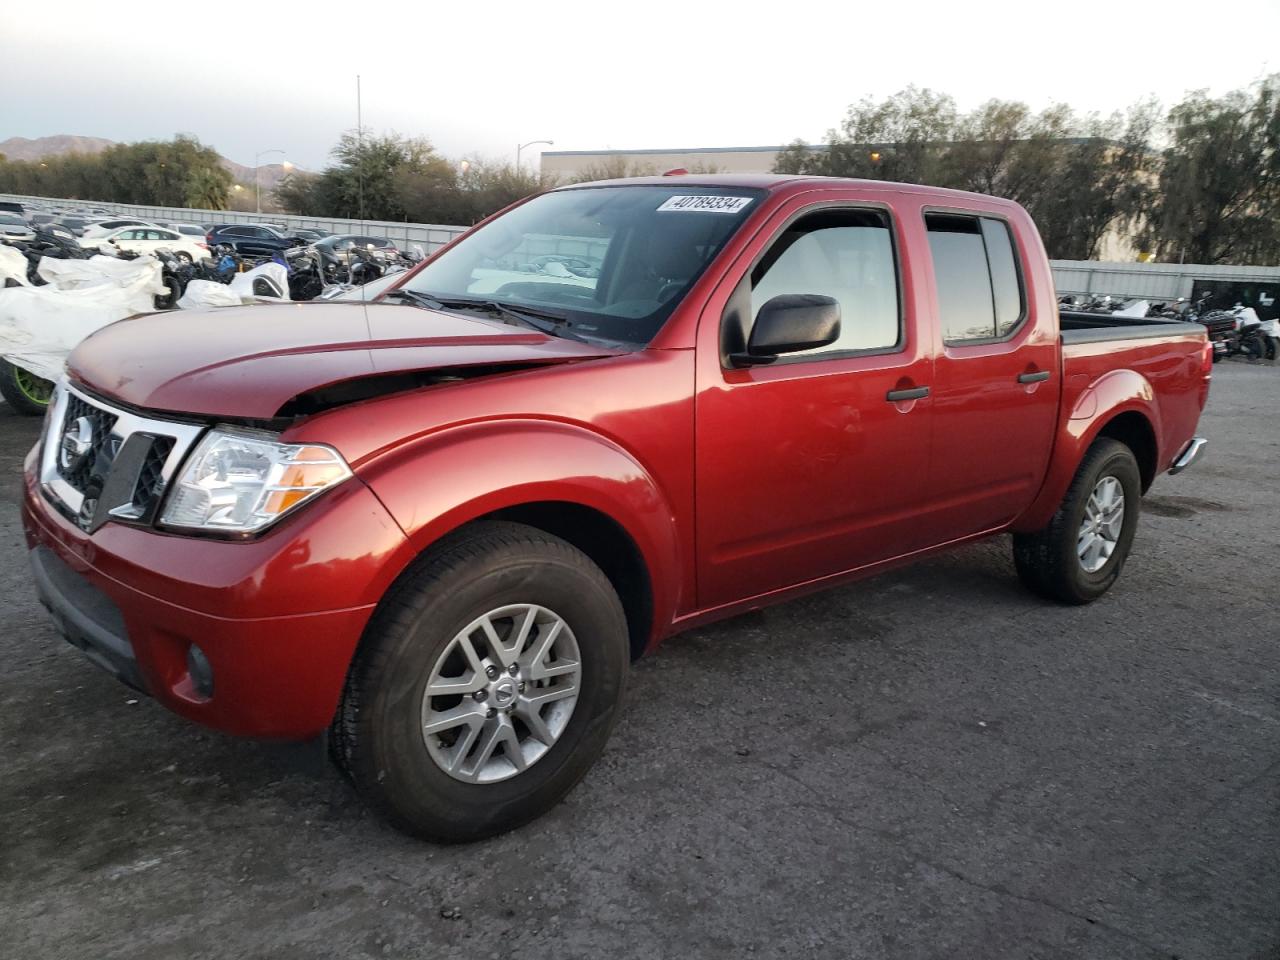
{"left": 695, "top": 198, "right": 934, "bottom": 609}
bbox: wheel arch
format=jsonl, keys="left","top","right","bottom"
{"left": 357, "top": 419, "right": 682, "bottom": 660}
{"left": 1013, "top": 370, "right": 1161, "bottom": 532}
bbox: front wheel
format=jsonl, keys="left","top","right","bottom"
{"left": 1013, "top": 438, "right": 1141, "bottom": 604}
{"left": 0, "top": 360, "right": 54, "bottom": 416}
{"left": 332, "top": 521, "right": 629, "bottom": 842}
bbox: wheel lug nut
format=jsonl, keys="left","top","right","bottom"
{"left": 518, "top": 682, "right": 526, "bottom": 693}
{"left": 508, "top": 663, "right": 519, "bottom": 676}
{"left": 473, "top": 689, "right": 487, "bottom": 702}
{"left": 485, "top": 666, "right": 499, "bottom": 680}
{"left": 486, "top": 708, "right": 496, "bottom": 719}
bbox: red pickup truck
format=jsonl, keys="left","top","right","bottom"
{"left": 22, "top": 175, "right": 1211, "bottom": 841}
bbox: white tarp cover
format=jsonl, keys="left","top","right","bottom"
{"left": 177, "top": 278, "right": 241, "bottom": 310}
{"left": 0, "top": 255, "right": 164, "bottom": 381}
{"left": 227, "top": 262, "right": 289, "bottom": 301}
{"left": 0, "top": 245, "right": 31, "bottom": 286}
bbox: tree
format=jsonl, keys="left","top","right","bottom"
{"left": 0, "top": 135, "right": 231, "bottom": 209}
{"left": 1143, "top": 76, "right": 1280, "bottom": 264}
{"left": 775, "top": 89, "right": 1157, "bottom": 259}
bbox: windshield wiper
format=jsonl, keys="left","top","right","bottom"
{"left": 382, "top": 288, "right": 445, "bottom": 310}
{"left": 409, "top": 293, "right": 590, "bottom": 343}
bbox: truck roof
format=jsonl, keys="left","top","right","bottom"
{"left": 556, "top": 173, "right": 1020, "bottom": 209}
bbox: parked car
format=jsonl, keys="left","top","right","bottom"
{"left": 80, "top": 226, "right": 208, "bottom": 261}
{"left": 158, "top": 222, "right": 211, "bottom": 241}
{"left": 314, "top": 233, "right": 398, "bottom": 262}
{"left": 0, "top": 213, "right": 36, "bottom": 243}
{"left": 81, "top": 218, "right": 156, "bottom": 240}
{"left": 206, "top": 223, "right": 309, "bottom": 256}
{"left": 21, "top": 175, "right": 1211, "bottom": 843}
{"left": 56, "top": 215, "right": 97, "bottom": 237}
{"left": 0, "top": 200, "right": 25, "bottom": 216}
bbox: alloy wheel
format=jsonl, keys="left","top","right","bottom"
{"left": 421, "top": 604, "right": 581, "bottom": 784}
{"left": 1077, "top": 475, "right": 1125, "bottom": 573}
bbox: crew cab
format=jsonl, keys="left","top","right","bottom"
{"left": 21, "top": 175, "right": 1211, "bottom": 842}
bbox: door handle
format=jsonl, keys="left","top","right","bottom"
{"left": 1018, "top": 371, "right": 1051, "bottom": 384}
{"left": 886, "top": 386, "right": 930, "bottom": 402}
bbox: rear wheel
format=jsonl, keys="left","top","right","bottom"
{"left": 0, "top": 360, "right": 53, "bottom": 416}
{"left": 1013, "top": 438, "right": 1141, "bottom": 604}
{"left": 332, "top": 521, "right": 629, "bottom": 842}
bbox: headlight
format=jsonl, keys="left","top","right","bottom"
{"left": 160, "top": 427, "right": 351, "bottom": 534}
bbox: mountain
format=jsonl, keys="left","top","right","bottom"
{"left": 0, "top": 135, "right": 298, "bottom": 192}
{"left": 0, "top": 135, "right": 115, "bottom": 161}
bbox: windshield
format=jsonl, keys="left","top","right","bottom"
{"left": 400, "top": 185, "right": 762, "bottom": 346}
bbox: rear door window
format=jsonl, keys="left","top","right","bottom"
{"left": 926, "top": 214, "right": 1025, "bottom": 342}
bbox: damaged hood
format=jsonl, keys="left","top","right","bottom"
{"left": 67, "top": 301, "right": 623, "bottom": 418}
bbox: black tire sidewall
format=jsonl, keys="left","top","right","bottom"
{"left": 354, "top": 537, "right": 628, "bottom": 841}
{"left": 1059, "top": 442, "right": 1141, "bottom": 600}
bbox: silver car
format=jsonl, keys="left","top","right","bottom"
{"left": 0, "top": 214, "right": 35, "bottom": 243}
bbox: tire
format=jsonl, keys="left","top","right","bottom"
{"left": 1012, "top": 438, "right": 1141, "bottom": 605}
{"left": 174, "top": 252, "right": 193, "bottom": 265}
{"left": 332, "top": 521, "right": 629, "bottom": 842}
{"left": 0, "top": 360, "right": 54, "bottom": 416}
{"left": 154, "top": 275, "right": 181, "bottom": 310}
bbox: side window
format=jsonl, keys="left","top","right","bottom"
{"left": 926, "top": 213, "right": 1025, "bottom": 342}
{"left": 748, "top": 209, "right": 900, "bottom": 358}
{"left": 117, "top": 230, "right": 140, "bottom": 240}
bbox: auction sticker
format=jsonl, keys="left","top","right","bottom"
{"left": 657, "top": 195, "right": 754, "bottom": 214}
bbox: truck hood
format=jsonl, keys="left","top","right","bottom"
{"left": 68, "top": 301, "right": 623, "bottom": 419}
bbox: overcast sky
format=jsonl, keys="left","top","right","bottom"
{"left": 3, "top": 0, "right": 1276, "bottom": 171}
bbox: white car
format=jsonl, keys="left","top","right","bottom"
{"left": 0, "top": 213, "right": 35, "bottom": 243}
{"left": 81, "top": 226, "right": 209, "bottom": 262}
{"left": 81, "top": 218, "right": 157, "bottom": 240}
{"left": 159, "top": 222, "right": 211, "bottom": 241}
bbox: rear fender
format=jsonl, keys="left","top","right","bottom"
{"left": 357, "top": 419, "right": 680, "bottom": 645}
{"left": 1013, "top": 369, "right": 1161, "bottom": 533}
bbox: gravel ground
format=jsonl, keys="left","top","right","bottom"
{"left": 1, "top": 362, "right": 1277, "bottom": 960}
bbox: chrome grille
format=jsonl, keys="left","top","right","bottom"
{"left": 39, "top": 381, "right": 205, "bottom": 532}
{"left": 56, "top": 393, "right": 119, "bottom": 493}
{"left": 130, "top": 436, "right": 175, "bottom": 512}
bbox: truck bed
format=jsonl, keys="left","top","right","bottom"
{"left": 1058, "top": 310, "right": 1208, "bottom": 477}
{"left": 1058, "top": 311, "right": 1205, "bottom": 344}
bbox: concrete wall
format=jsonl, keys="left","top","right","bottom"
{"left": 541, "top": 146, "right": 802, "bottom": 179}
{"left": 1049, "top": 260, "right": 1280, "bottom": 301}
{"left": 9, "top": 191, "right": 1279, "bottom": 302}
{"left": 2, "top": 193, "right": 468, "bottom": 255}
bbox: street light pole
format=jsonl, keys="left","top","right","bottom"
{"left": 516, "top": 139, "right": 554, "bottom": 171}
{"left": 254, "top": 148, "right": 286, "bottom": 214}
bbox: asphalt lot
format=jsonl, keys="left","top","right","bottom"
{"left": 1, "top": 362, "right": 1277, "bottom": 960}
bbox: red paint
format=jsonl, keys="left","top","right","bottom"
{"left": 23, "top": 176, "right": 1209, "bottom": 740}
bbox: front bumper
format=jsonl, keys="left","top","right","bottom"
{"left": 22, "top": 444, "right": 412, "bottom": 739}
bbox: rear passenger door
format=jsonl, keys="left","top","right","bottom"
{"left": 925, "top": 211, "right": 1057, "bottom": 540}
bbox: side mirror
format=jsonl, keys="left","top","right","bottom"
{"left": 732, "top": 294, "right": 841, "bottom": 366}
